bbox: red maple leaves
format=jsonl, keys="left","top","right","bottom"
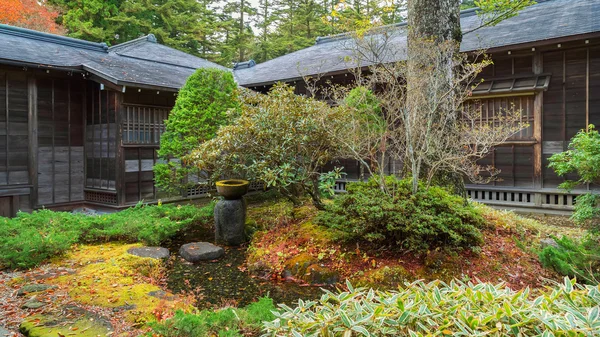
{"left": 0, "top": 0, "right": 64, "bottom": 34}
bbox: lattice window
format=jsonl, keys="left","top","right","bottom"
{"left": 464, "top": 95, "right": 535, "bottom": 140}
{"left": 123, "top": 104, "right": 169, "bottom": 145}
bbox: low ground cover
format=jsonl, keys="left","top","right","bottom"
{"left": 0, "top": 203, "right": 214, "bottom": 269}
{"left": 0, "top": 243, "right": 195, "bottom": 336}
{"left": 146, "top": 297, "right": 276, "bottom": 337}
{"left": 264, "top": 279, "right": 600, "bottom": 336}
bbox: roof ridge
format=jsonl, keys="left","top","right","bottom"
{"left": 108, "top": 34, "right": 157, "bottom": 51}
{"left": 315, "top": 2, "right": 556, "bottom": 45}
{"left": 110, "top": 40, "right": 227, "bottom": 71}
{"left": 0, "top": 23, "right": 108, "bottom": 52}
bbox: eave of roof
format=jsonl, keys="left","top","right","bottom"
{"left": 234, "top": 0, "right": 599, "bottom": 87}
{"left": 0, "top": 24, "right": 225, "bottom": 91}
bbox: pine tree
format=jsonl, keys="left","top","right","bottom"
{"left": 50, "top": 0, "right": 122, "bottom": 42}
{"left": 253, "top": 0, "right": 277, "bottom": 63}
{"left": 220, "top": 0, "right": 256, "bottom": 64}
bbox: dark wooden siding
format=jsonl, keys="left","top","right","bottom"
{"left": 542, "top": 46, "right": 600, "bottom": 189}
{"left": 36, "top": 77, "right": 85, "bottom": 206}
{"left": 0, "top": 71, "right": 29, "bottom": 186}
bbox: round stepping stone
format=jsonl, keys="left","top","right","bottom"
{"left": 17, "top": 284, "right": 55, "bottom": 296}
{"left": 22, "top": 300, "right": 46, "bottom": 310}
{"left": 179, "top": 242, "right": 224, "bottom": 262}
{"left": 127, "top": 247, "right": 170, "bottom": 259}
{"left": 147, "top": 290, "right": 176, "bottom": 301}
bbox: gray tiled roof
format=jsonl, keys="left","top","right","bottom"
{"left": 0, "top": 24, "right": 225, "bottom": 90}
{"left": 234, "top": 0, "right": 600, "bottom": 86}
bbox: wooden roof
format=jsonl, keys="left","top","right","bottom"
{"left": 233, "top": 0, "right": 600, "bottom": 87}
{"left": 0, "top": 24, "right": 226, "bottom": 91}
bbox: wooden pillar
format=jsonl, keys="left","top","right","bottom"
{"left": 586, "top": 48, "right": 590, "bottom": 130}
{"left": 115, "top": 92, "right": 125, "bottom": 206}
{"left": 27, "top": 76, "right": 38, "bottom": 208}
{"left": 533, "top": 51, "right": 544, "bottom": 205}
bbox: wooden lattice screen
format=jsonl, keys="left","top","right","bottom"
{"left": 122, "top": 104, "right": 168, "bottom": 145}
{"left": 464, "top": 95, "right": 535, "bottom": 140}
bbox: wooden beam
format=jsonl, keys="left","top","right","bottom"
{"left": 586, "top": 48, "right": 590, "bottom": 130}
{"left": 5, "top": 73, "right": 9, "bottom": 185}
{"left": 115, "top": 92, "right": 125, "bottom": 206}
{"left": 27, "top": 76, "right": 38, "bottom": 208}
{"left": 51, "top": 79, "right": 55, "bottom": 204}
{"left": 532, "top": 51, "right": 544, "bottom": 191}
{"left": 68, "top": 81, "right": 72, "bottom": 202}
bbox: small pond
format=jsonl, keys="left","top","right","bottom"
{"left": 165, "top": 221, "right": 331, "bottom": 309}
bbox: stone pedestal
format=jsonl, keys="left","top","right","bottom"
{"left": 214, "top": 198, "right": 247, "bottom": 246}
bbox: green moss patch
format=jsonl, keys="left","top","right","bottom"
{"left": 19, "top": 306, "right": 112, "bottom": 337}
{"left": 47, "top": 243, "right": 192, "bottom": 323}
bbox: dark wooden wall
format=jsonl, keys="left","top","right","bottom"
{"left": 36, "top": 77, "right": 85, "bottom": 206}
{"left": 542, "top": 46, "right": 600, "bottom": 189}
{"left": 0, "top": 70, "right": 31, "bottom": 216}
{"left": 0, "top": 71, "right": 29, "bottom": 186}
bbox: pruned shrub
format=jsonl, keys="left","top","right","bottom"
{"left": 316, "top": 176, "right": 485, "bottom": 252}
{"left": 263, "top": 279, "right": 600, "bottom": 336}
{"left": 539, "top": 235, "right": 600, "bottom": 284}
{"left": 154, "top": 68, "right": 239, "bottom": 194}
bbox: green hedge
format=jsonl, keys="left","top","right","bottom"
{"left": 264, "top": 279, "right": 600, "bottom": 336}
{"left": 0, "top": 203, "right": 214, "bottom": 269}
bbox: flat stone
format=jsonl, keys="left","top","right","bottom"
{"left": 540, "top": 238, "right": 559, "bottom": 249}
{"left": 302, "top": 264, "right": 339, "bottom": 285}
{"left": 22, "top": 300, "right": 47, "bottom": 310}
{"left": 214, "top": 198, "right": 247, "bottom": 246}
{"left": 179, "top": 242, "right": 224, "bottom": 262}
{"left": 147, "top": 290, "right": 176, "bottom": 301}
{"left": 127, "top": 247, "right": 170, "bottom": 259}
{"left": 20, "top": 306, "right": 112, "bottom": 337}
{"left": 17, "top": 284, "right": 55, "bottom": 296}
{"left": 0, "top": 327, "right": 11, "bottom": 337}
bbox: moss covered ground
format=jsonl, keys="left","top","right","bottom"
{"left": 0, "top": 192, "right": 588, "bottom": 336}
{"left": 245, "top": 198, "right": 583, "bottom": 290}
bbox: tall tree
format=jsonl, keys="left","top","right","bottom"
{"left": 253, "top": 0, "right": 277, "bottom": 63}
{"left": 50, "top": 0, "right": 122, "bottom": 41}
{"left": 111, "top": 0, "right": 216, "bottom": 57}
{"left": 221, "top": 0, "right": 256, "bottom": 63}
{"left": 403, "top": 0, "right": 533, "bottom": 193}
{"left": 1, "top": 0, "right": 64, "bottom": 34}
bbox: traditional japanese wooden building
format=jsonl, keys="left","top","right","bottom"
{"left": 0, "top": 24, "right": 227, "bottom": 216}
{"left": 0, "top": 0, "right": 598, "bottom": 216}
{"left": 234, "top": 0, "right": 600, "bottom": 213}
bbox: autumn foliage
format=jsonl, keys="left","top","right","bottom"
{"left": 0, "top": 0, "right": 63, "bottom": 34}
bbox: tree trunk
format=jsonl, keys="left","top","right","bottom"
{"left": 406, "top": 0, "right": 461, "bottom": 193}
{"left": 239, "top": 0, "right": 246, "bottom": 61}
{"left": 307, "top": 177, "right": 325, "bottom": 210}
{"left": 408, "top": 0, "right": 461, "bottom": 43}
